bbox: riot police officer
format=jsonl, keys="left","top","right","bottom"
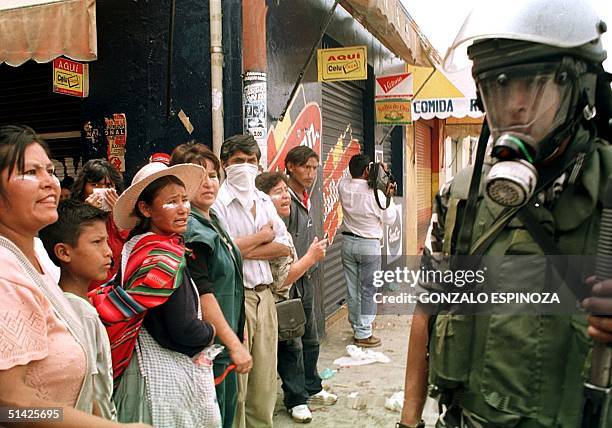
{"left": 399, "top": 0, "right": 612, "bottom": 427}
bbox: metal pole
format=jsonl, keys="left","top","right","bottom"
{"left": 210, "top": 0, "right": 224, "bottom": 159}
{"left": 166, "top": 0, "right": 176, "bottom": 120}
{"left": 581, "top": 176, "right": 612, "bottom": 427}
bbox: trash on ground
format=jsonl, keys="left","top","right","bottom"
{"left": 320, "top": 367, "right": 337, "bottom": 379}
{"left": 346, "top": 392, "right": 367, "bottom": 410}
{"left": 385, "top": 391, "right": 404, "bottom": 412}
{"left": 333, "top": 345, "right": 391, "bottom": 366}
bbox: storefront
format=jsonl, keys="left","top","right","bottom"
{"left": 0, "top": 0, "right": 97, "bottom": 179}
{"left": 405, "top": 64, "right": 484, "bottom": 253}
{"left": 265, "top": 0, "right": 430, "bottom": 328}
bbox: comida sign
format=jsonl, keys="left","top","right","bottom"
{"left": 52, "top": 57, "right": 89, "bottom": 98}
{"left": 317, "top": 46, "right": 367, "bottom": 82}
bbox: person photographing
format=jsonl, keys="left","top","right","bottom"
{"left": 339, "top": 154, "right": 397, "bottom": 348}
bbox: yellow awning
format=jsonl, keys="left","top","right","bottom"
{"left": 408, "top": 64, "right": 484, "bottom": 120}
{"left": 0, "top": 0, "right": 96, "bottom": 67}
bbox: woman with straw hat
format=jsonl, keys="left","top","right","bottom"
{"left": 170, "top": 142, "right": 252, "bottom": 428}
{"left": 91, "top": 161, "right": 222, "bottom": 427}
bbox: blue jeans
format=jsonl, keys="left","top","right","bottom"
{"left": 341, "top": 234, "right": 381, "bottom": 339}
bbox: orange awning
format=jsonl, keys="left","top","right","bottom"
{"left": 339, "top": 0, "right": 432, "bottom": 66}
{"left": 0, "top": 0, "right": 96, "bottom": 67}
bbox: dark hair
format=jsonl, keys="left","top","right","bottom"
{"left": 170, "top": 140, "right": 221, "bottom": 175}
{"left": 255, "top": 171, "right": 287, "bottom": 195}
{"left": 128, "top": 175, "right": 185, "bottom": 239}
{"left": 285, "top": 146, "right": 319, "bottom": 175}
{"left": 0, "top": 125, "right": 50, "bottom": 200}
{"left": 71, "top": 159, "right": 125, "bottom": 202}
{"left": 39, "top": 199, "right": 108, "bottom": 265}
{"left": 348, "top": 154, "right": 370, "bottom": 178}
{"left": 220, "top": 134, "right": 261, "bottom": 163}
{"left": 60, "top": 176, "right": 75, "bottom": 190}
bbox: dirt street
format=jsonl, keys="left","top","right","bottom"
{"left": 273, "top": 313, "right": 439, "bottom": 427}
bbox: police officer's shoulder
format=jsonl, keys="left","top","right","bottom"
{"left": 444, "top": 165, "right": 484, "bottom": 200}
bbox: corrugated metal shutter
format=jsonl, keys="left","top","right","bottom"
{"left": 416, "top": 120, "right": 432, "bottom": 252}
{"left": 380, "top": 125, "right": 393, "bottom": 167}
{"left": 0, "top": 61, "right": 83, "bottom": 177}
{"left": 321, "top": 79, "right": 365, "bottom": 318}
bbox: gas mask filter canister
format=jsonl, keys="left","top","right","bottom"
{"left": 485, "top": 134, "right": 538, "bottom": 207}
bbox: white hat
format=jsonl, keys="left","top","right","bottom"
{"left": 113, "top": 162, "right": 205, "bottom": 230}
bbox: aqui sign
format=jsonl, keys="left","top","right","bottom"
{"left": 52, "top": 57, "right": 89, "bottom": 98}
{"left": 317, "top": 46, "right": 367, "bottom": 82}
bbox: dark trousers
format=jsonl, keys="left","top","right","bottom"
{"left": 213, "top": 360, "right": 238, "bottom": 428}
{"left": 277, "top": 276, "right": 323, "bottom": 409}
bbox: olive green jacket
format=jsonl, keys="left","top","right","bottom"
{"left": 427, "top": 135, "right": 612, "bottom": 427}
{"left": 184, "top": 208, "right": 245, "bottom": 363}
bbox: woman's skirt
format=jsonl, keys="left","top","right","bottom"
{"left": 113, "top": 327, "right": 221, "bottom": 427}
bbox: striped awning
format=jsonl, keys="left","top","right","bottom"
{"left": 0, "top": 0, "right": 96, "bottom": 66}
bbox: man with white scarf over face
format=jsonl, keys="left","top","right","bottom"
{"left": 213, "top": 134, "right": 292, "bottom": 428}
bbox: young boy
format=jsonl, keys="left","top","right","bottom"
{"left": 39, "top": 199, "right": 116, "bottom": 420}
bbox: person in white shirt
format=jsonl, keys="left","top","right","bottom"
{"left": 338, "top": 154, "right": 397, "bottom": 348}
{"left": 212, "top": 134, "right": 292, "bottom": 428}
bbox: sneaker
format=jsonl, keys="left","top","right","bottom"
{"left": 310, "top": 389, "right": 338, "bottom": 405}
{"left": 354, "top": 335, "right": 382, "bottom": 348}
{"left": 289, "top": 405, "right": 312, "bottom": 423}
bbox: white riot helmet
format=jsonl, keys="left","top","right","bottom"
{"left": 444, "top": 0, "right": 607, "bottom": 73}
{"left": 445, "top": 0, "right": 607, "bottom": 207}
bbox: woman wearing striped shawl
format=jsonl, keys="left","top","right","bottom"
{"left": 91, "top": 162, "right": 222, "bottom": 427}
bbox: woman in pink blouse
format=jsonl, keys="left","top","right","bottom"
{"left": 0, "top": 125, "right": 147, "bottom": 428}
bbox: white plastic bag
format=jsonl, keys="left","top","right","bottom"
{"left": 333, "top": 345, "right": 391, "bottom": 366}
{"left": 385, "top": 391, "right": 404, "bottom": 412}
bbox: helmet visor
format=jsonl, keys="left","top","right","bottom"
{"left": 477, "top": 62, "right": 574, "bottom": 148}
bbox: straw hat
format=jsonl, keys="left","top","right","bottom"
{"left": 113, "top": 162, "right": 205, "bottom": 230}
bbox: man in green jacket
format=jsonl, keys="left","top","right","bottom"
{"left": 399, "top": 1, "right": 612, "bottom": 427}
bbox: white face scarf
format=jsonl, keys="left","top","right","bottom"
{"left": 225, "top": 163, "right": 259, "bottom": 209}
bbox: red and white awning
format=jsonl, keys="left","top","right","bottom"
{"left": 0, "top": 0, "right": 96, "bottom": 66}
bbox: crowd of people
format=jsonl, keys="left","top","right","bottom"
{"left": 5, "top": 1, "right": 612, "bottom": 427}
{"left": 0, "top": 127, "right": 358, "bottom": 428}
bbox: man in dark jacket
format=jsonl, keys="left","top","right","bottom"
{"left": 279, "top": 145, "right": 338, "bottom": 423}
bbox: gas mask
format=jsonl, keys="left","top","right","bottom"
{"left": 479, "top": 61, "right": 577, "bottom": 207}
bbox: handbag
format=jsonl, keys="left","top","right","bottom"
{"left": 276, "top": 286, "right": 306, "bottom": 341}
